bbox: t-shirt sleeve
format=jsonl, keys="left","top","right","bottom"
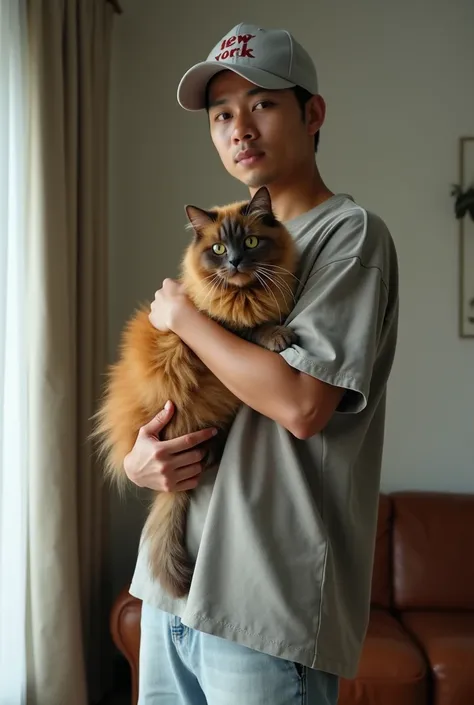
{"left": 280, "top": 234, "right": 389, "bottom": 414}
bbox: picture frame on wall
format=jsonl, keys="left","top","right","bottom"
{"left": 457, "top": 137, "right": 474, "bottom": 338}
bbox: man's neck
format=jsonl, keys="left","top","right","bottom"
{"left": 252, "top": 163, "right": 334, "bottom": 223}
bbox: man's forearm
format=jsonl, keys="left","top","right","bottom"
{"left": 171, "top": 303, "right": 310, "bottom": 437}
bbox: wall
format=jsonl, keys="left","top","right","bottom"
{"left": 108, "top": 0, "right": 474, "bottom": 596}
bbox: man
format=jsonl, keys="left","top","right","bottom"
{"left": 124, "top": 22, "right": 399, "bottom": 705}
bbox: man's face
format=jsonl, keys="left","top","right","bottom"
{"left": 207, "top": 71, "right": 322, "bottom": 190}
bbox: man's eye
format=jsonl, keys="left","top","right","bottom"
{"left": 216, "top": 112, "right": 231, "bottom": 122}
{"left": 254, "top": 101, "right": 274, "bottom": 110}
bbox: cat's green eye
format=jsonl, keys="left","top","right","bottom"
{"left": 245, "top": 236, "right": 259, "bottom": 249}
{"left": 212, "top": 243, "right": 227, "bottom": 256}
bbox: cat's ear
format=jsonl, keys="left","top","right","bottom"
{"left": 185, "top": 205, "right": 217, "bottom": 238}
{"left": 246, "top": 186, "right": 273, "bottom": 218}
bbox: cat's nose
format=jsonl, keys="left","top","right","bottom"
{"left": 229, "top": 257, "right": 242, "bottom": 268}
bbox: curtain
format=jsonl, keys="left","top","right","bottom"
{"left": 26, "top": 1, "right": 115, "bottom": 701}
{"left": 1, "top": 1, "right": 115, "bottom": 703}
{"left": 0, "top": 0, "right": 29, "bottom": 701}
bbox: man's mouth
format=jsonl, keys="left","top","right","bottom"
{"left": 235, "top": 149, "right": 265, "bottom": 167}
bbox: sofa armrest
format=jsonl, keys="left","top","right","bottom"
{"left": 110, "top": 587, "right": 142, "bottom": 705}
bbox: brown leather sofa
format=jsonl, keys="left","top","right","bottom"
{"left": 110, "top": 491, "right": 474, "bottom": 704}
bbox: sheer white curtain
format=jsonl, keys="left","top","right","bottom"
{"left": 0, "top": 0, "right": 28, "bottom": 702}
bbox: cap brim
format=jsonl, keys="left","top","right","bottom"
{"left": 177, "top": 62, "right": 295, "bottom": 111}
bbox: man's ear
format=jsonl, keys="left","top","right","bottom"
{"left": 306, "top": 94, "right": 326, "bottom": 138}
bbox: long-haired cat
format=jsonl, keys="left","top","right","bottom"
{"left": 93, "top": 186, "right": 299, "bottom": 598}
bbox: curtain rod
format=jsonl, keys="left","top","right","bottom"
{"left": 107, "top": 0, "right": 123, "bottom": 13}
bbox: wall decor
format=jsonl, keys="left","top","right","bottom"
{"left": 451, "top": 137, "right": 474, "bottom": 338}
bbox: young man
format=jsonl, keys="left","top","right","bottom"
{"left": 125, "top": 23, "right": 399, "bottom": 705}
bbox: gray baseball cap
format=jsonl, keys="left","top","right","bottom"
{"left": 177, "top": 23, "right": 319, "bottom": 111}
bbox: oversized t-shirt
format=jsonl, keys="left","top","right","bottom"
{"left": 129, "top": 193, "right": 399, "bottom": 679}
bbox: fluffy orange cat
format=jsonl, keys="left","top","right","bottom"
{"left": 93, "top": 186, "right": 299, "bottom": 598}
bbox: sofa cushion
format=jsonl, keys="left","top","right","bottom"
{"left": 370, "top": 494, "right": 392, "bottom": 608}
{"left": 401, "top": 611, "right": 474, "bottom": 705}
{"left": 392, "top": 492, "right": 474, "bottom": 610}
{"left": 337, "top": 609, "right": 427, "bottom": 705}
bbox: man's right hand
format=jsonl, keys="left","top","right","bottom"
{"left": 123, "top": 401, "right": 217, "bottom": 492}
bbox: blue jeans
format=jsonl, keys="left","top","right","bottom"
{"left": 138, "top": 602, "right": 339, "bottom": 704}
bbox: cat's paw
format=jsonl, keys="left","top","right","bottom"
{"left": 252, "top": 324, "right": 297, "bottom": 353}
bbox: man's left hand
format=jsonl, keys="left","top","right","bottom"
{"left": 149, "top": 278, "right": 190, "bottom": 332}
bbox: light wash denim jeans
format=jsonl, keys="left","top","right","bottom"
{"left": 138, "top": 602, "right": 339, "bottom": 705}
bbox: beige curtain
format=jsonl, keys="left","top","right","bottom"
{"left": 26, "top": 1, "right": 115, "bottom": 703}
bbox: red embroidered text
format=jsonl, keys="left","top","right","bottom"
{"left": 215, "top": 34, "right": 256, "bottom": 61}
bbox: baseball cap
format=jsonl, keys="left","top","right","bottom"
{"left": 177, "top": 23, "right": 319, "bottom": 111}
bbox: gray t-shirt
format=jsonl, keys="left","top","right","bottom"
{"left": 129, "top": 193, "right": 399, "bottom": 679}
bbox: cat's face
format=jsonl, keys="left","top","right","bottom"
{"left": 184, "top": 186, "right": 291, "bottom": 289}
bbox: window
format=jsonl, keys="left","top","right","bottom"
{"left": 0, "top": 1, "right": 28, "bottom": 700}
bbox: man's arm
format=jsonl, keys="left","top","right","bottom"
{"left": 170, "top": 301, "right": 344, "bottom": 439}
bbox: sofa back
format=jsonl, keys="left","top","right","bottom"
{"left": 392, "top": 491, "right": 474, "bottom": 610}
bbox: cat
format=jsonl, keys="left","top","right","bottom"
{"left": 93, "top": 186, "right": 299, "bottom": 598}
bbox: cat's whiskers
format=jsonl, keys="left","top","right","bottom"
{"left": 218, "top": 272, "right": 228, "bottom": 312}
{"left": 199, "top": 273, "right": 221, "bottom": 298}
{"left": 254, "top": 271, "right": 283, "bottom": 324}
{"left": 256, "top": 269, "right": 291, "bottom": 311}
{"left": 200, "top": 274, "right": 222, "bottom": 308}
{"left": 254, "top": 261, "right": 299, "bottom": 302}
{"left": 202, "top": 272, "right": 220, "bottom": 282}
{"left": 257, "top": 266, "right": 295, "bottom": 293}
{"left": 257, "top": 262, "right": 302, "bottom": 285}
{"left": 256, "top": 267, "right": 296, "bottom": 305}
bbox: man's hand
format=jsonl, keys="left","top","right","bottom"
{"left": 148, "top": 279, "right": 191, "bottom": 332}
{"left": 123, "top": 401, "right": 217, "bottom": 492}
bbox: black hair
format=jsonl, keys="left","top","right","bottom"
{"left": 204, "top": 77, "right": 320, "bottom": 153}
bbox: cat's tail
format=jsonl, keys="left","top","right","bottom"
{"left": 144, "top": 490, "right": 193, "bottom": 598}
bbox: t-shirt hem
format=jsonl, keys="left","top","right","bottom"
{"left": 128, "top": 581, "right": 361, "bottom": 679}
{"left": 180, "top": 610, "right": 360, "bottom": 680}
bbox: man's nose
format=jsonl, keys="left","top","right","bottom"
{"left": 232, "top": 113, "right": 258, "bottom": 143}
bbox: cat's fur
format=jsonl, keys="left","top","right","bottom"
{"left": 93, "top": 187, "right": 299, "bottom": 598}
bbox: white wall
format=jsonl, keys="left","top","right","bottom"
{"left": 108, "top": 0, "right": 474, "bottom": 596}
